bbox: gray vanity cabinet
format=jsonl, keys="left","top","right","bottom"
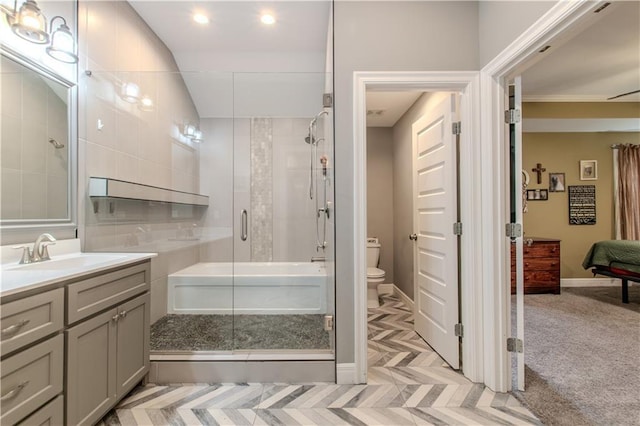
{"left": 115, "top": 293, "right": 150, "bottom": 399}
{"left": 66, "top": 307, "right": 117, "bottom": 425}
{"left": 1, "top": 259, "right": 151, "bottom": 425}
{"left": 66, "top": 272, "right": 150, "bottom": 426}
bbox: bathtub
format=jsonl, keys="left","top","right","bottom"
{"left": 167, "top": 262, "right": 327, "bottom": 315}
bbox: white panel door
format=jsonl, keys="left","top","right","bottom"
{"left": 412, "top": 94, "right": 460, "bottom": 369}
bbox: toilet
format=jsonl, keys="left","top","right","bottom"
{"left": 366, "top": 237, "right": 386, "bottom": 308}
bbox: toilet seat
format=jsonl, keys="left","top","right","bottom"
{"left": 367, "top": 267, "right": 385, "bottom": 279}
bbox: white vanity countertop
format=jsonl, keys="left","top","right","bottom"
{"left": 0, "top": 239, "right": 156, "bottom": 298}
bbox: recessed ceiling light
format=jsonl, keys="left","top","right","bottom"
{"left": 260, "top": 13, "right": 276, "bottom": 25}
{"left": 193, "top": 13, "right": 209, "bottom": 25}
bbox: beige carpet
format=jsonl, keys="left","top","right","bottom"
{"left": 512, "top": 286, "right": 640, "bottom": 426}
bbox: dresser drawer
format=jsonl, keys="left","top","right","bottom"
{"left": 16, "top": 394, "right": 63, "bottom": 426}
{"left": 524, "top": 257, "right": 560, "bottom": 272}
{"left": 0, "top": 335, "right": 63, "bottom": 426}
{"left": 1, "top": 289, "right": 64, "bottom": 357}
{"left": 67, "top": 262, "right": 150, "bottom": 325}
{"left": 523, "top": 243, "right": 559, "bottom": 258}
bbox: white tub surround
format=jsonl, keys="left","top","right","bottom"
{"left": 168, "top": 262, "right": 327, "bottom": 315}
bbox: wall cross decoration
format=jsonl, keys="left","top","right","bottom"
{"left": 532, "top": 163, "right": 546, "bottom": 184}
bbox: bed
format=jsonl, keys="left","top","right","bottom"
{"left": 582, "top": 240, "right": 640, "bottom": 303}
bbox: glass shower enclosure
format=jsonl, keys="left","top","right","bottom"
{"left": 150, "top": 71, "right": 336, "bottom": 356}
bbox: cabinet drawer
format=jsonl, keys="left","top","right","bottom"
{"left": 67, "top": 262, "right": 150, "bottom": 324}
{"left": 0, "top": 334, "right": 63, "bottom": 426}
{"left": 17, "top": 394, "right": 63, "bottom": 426}
{"left": 1, "top": 289, "right": 64, "bottom": 357}
{"left": 524, "top": 258, "right": 560, "bottom": 272}
{"left": 523, "top": 243, "right": 559, "bottom": 258}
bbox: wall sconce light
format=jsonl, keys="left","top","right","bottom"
{"left": 192, "top": 129, "right": 204, "bottom": 143}
{"left": 182, "top": 123, "right": 204, "bottom": 143}
{"left": 139, "top": 95, "right": 154, "bottom": 111}
{"left": 120, "top": 82, "right": 140, "bottom": 103}
{"left": 46, "top": 16, "right": 77, "bottom": 63}
{"left": 3, "top": 0, "right": 79, "bottom": 63}
{"left": 183, "top": 123, "right": 196, "bottom": 139}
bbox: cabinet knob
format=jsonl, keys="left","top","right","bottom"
{"left": 119, "top": 310, "right": 127, "bottom": 319}
{"left": 409, "top": 234, "right": 417, "bottom": 241}
{"left": 112, "top": 314, "right": 119, "bottom": 323}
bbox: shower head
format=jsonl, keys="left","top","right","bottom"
{"left": 305, "top": 136, "right": 325, "bottom": 145}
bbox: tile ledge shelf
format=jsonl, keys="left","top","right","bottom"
{"left": 89, "top": 177, "right": 209, "bottom": 207}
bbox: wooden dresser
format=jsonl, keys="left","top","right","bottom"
{"left": 511, "top": 237, "right": 561, "bottom": 294}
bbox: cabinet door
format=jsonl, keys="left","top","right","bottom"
{"left": 116, "top": 293, "right": 150, "bottom": 399}
{"left": 66, "top": 308, "right": 117, "bottom": 426}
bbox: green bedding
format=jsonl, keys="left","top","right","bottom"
{"left": 582, "top": 240, "right": 640, "bottom": 274}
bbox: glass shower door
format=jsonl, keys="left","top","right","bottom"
{"left": 230, "top": 72, "right": 335, "bottom": 355}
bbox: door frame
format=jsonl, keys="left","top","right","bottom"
{"left": 353, "top": 71, "right": 482, "bottom": 384}
{"left": 479, "top": 0, "right": 603, "bottom": 392}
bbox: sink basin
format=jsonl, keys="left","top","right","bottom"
{"left": 5, "top": 254, "right": 128, "bottom": 271}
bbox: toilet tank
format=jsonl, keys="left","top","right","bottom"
{"left": 367, "top": 238, "right": 381, "bottom": 267}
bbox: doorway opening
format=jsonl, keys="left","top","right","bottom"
{"left": 353, "top": 72, "right": 482, "bottom": 385}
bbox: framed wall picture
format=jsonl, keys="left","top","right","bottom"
{"left": 549, "top": 172, "right": 565, "bottom": 192}
{"left": 526, "top": 189, "right": 548, "bottom": 200}
{"left": 580, "top": 160, "right": 598, "bottom": 180}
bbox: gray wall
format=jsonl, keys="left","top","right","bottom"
{"left": 478, "top": 1, "right": 557, "bottom": 67}
{"left": 334, "top": 1, "right": 479, "bottom": 365}
{"left": 366, "top": 127, "right": 394, "bottom": 284}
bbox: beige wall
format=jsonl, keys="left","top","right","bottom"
{"left": 366, "top": 127, "right": 394, "bottom": 284}
{"left": 522, "top": 102, "right": 640, "bottom": 279}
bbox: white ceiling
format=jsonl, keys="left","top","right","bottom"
{"left": 520, "top": 1, "right": 640, "bottom": 102}
{"left": 129, "top": 1, "right": 638, "bottom": 122}
{"left": 365, "top": 92, "right": 422, "bottom": 127}
{"left": 129, "top": 1, "right": 330, "bottom": 55}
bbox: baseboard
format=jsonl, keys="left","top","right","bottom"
{"left": 336, "top": 363, "right": 356, "bottom": 384}
{"left": 392, "top": 284, "right": 414, "bottom": 311}
{"left": 377, "top": 283, "right": 394, "bottom": 295}
{"left": 150, "top": 360, "right": 335, "bottom": 384}
{"left": 561, "top": 277, "right": 621, "bottom": 288}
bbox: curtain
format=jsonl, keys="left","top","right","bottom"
{"left": 616, "top": 144, "right": 640, "bottom": 240}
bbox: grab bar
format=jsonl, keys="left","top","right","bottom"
{"left": 311, "top": 256, "right": 326, "bottom": 262}
{"left": 240, "top": 209, "right": 248, "bottom": 241}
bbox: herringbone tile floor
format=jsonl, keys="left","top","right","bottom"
{"left": 99, "top": 294, "right": 540, "bottom": 425}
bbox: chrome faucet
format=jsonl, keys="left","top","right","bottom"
{"left": 32, "top": 233, "right": 56, "bottom": 262}
{"left": 14, "top": 233, "right": 56, "bottom": 264}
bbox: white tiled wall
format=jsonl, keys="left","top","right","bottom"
{"left": 1, "top": 56, "right": 69, "bottom": 220}
{"left": 79, "top": 1, "right": 203, "bottom": 324}
{"left": 199, "top": 117, "right": 329, "bottom": 264}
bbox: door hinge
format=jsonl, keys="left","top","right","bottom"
{"left": 505, "top": 223, "right": 522, "bottom": 238}
{"left": 453, "top": 222, "right": 463, "bottom": 236}
{"left": 324, "top": 315, "right": 334, "bottom": 331}
{"left": 504, "top": 109, "right": 521, "bottom": 124}
{"left": 507, "top": 337, "right": 523, "bottom": 353}
{"left": 323, "top": 93, "right": 333, "bottom": 108}
{"left": 452, "top": 121, "right": 462, "bottom": 135}
{"left": 454, "top": 323, "right": 463, "bottom": 337}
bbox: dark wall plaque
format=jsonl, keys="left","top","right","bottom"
{"left": 568, "top": 185, "right": 596, "bottom": 225}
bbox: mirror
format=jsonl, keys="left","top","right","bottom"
{"left": 0, "top": 48, "right": 76, "bottom": 230}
